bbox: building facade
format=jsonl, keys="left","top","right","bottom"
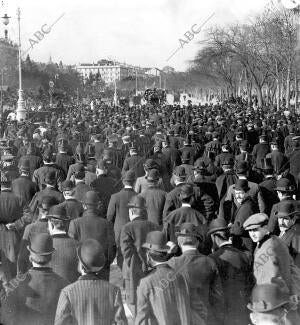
{"left": 75, "top": 60, "right": 161, "bottom": 85}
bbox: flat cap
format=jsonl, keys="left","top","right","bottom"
{"left": 243, "top": 213, "right": 268, "bottom": 231}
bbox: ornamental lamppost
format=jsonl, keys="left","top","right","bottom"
{"left": 16, "top": 8, "right": 26, "bottom": 121}
{"left": 1, "top": 13, "right": 10, "bottom": 40}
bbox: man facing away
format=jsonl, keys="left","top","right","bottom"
{"left": 55, "top": 239, "right": 127, "bottom": 325}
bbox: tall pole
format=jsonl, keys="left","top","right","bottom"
{"left": 0, "top": 70, "right": 3, "bottom": 115}
{"left": 16, "top": 8, "right": 26, "bottom": 121}
{"left": 135, "top": 70, "right": 138, "bottom": 96}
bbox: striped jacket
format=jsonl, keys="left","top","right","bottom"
{"left": 55, "top": 274, "right": 128, "bottom": 325}
{"left": 135, "top": 264, "right": 191, "bottom": 325}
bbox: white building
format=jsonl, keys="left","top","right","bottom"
{"left": 75, "top": 60, "right": 146, "bottom": 85}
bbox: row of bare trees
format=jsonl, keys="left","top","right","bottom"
{"left": 191, "top": 3, "right": 300, "bottom": 109}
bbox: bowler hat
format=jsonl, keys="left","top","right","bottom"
{"left": 38, "top": 196, "right": 58, "bottom": 209}
{"left": 276, "top": 201, "right": 299, "bottom": 219}
{"left": 142, "top": 231, "right": 169, "bottom": 252}
{"left": 83, "top": 191, "right": 100, "bottom": 205}
{"left": 247, "top": 282, "right": 290, "bottom": 312}
{"left": 175, "top": 222, "right": 202, "bottom": 239}
{"left": 234, "top": 179, "right": 250, "bottom": 192}
{"left": 275, "top": 178, "right": 295, "bottom": 192}
{"left": 47, "top": 205, "right": 69, "bottom": 221}
{"left": 235, "top": 161, "right": 249, "bottom": 174}
{"left": 77, "top": 239, "right": 106, "bottom": 273}
{"left": 143, "top": 159, "right": 158, "bottom": 170}
{"left": 127, "top": 195, "right": 146, "bottom": 209}
{"left": 27, "top": 233, "right": 55, "bottom": 256}
{"left": 146, "top": 169, "right": 160, "bottom": 182}
{"left": 208, "top": 218, "right": 230, "bottom": 236}
{"left": 19, "top": 159, "right": 30, "bottom": 172}
{"left": 122, "top": 170, "right": 136, "bottom": 182}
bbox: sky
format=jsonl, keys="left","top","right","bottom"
{"left": 2, "top": 0, "right": 275, "bottom": 71}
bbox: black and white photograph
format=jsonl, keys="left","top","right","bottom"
{"left": 0, "top": 0, "right": 300, "bottom": 324}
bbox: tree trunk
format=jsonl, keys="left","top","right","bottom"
{"left": 256, "top": 85, "right": 263, "bottom": 108}
{"left": 276, "top": 77, "right": 280, "bottom": 111}
{"left": 286, "top": 63, "right": 291, "bottom": 110}
{"left": 280, "top": 72, "right": 284, "bottom": 105}
{"left": 295, "top": 72, "right": 298, "bottom": 112}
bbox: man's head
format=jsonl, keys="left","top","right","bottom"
{"left": 179, "top": 184, "right": 194, "bottom": 204}
{"left": 78, "top": 239, "right": 106, "bottom": 274}
{"left": 275, "top": 178, "right": 295, "bottom": 200}
{"left": 122, "top": 170, "right": 136, "bottom": 187}
{"left": 143, "top": 159, "right": 158, "bottom": 175}
{"left": 276, "top": 201, "right": 298, "bottom": 233}
{"left": 127, "top": 195, "right": 146, "bottom": 220}
{"left": 248, "top": 282, "right": 290, "bottom": 325}
{"left": 243, "top": 213, "right": 269, "bottom": 243}
{"left": 259, "top": 134, "right": 267, "bottom": 143}
{"left": 235, "top": 161, "right": 249, "bottom": 177}
{"left": 47, "top": 205, "right": 69, "bottom": 233}
{"left": 173, "top": 166, "right": 187, "bottom": 185}
{"left": 193, "top": 159, "right": 207, "bottom": 177}
{"left": 142, "top": 231, "right": 170, "bottom": 267}
{"left": 129, "top": 143, "right": 138, "bottom": 156}
{"left": 61, "top": 180, "right": 75, "bottom": 198}
{"left": 176, "top": 223, "right": 202, "bottom": 249}
{"left": 234, "top": 179, "right": 250, "bottom": 205}
{"left": 208, "top": 218, "right": 231, "bottom": 249}
{"left": 27, "top": 233, "right": 55, "bottom": 266}
{"left": 38, "top": 196, "right": 58, "bottom": 219}
{"left": 145, "top": 169, "right": 160, "bottom": 186}
{"left": 19, "top": 158, "right": 30, "bottom": 176}
{"left": 83, "top": 191, "right": 100, "bottom": 210}
{"left": 270, "top": 140, "right": 279, "bottom": 151}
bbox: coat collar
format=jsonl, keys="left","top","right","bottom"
{"left": 30, "top": 267, "right": 53, "bottom": 273}
{"left": 78, "top": 273, "right": 103, "bottom": 281}
{"left": 182, "top": 249, "right": 201, "bottom": 256}
{"left": 51, "top": 233, "right": 69, "bottom": 238}
{"left": 257, "top": 233, "right": 272, "bottom": 248}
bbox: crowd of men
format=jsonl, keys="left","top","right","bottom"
{"left": 0, "top": 101, "right": 299, "bottom": 325}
